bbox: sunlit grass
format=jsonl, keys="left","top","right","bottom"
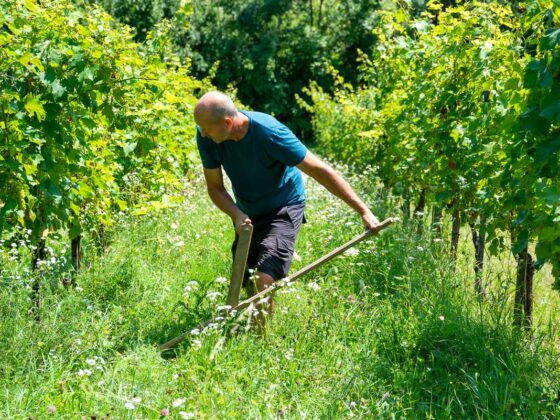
{"left": 1, "top": 163, "right": 559, "bottom": 418}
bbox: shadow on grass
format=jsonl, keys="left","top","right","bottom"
{"left": 324, "top": 297, "right": 558, "bottom": 418}
{"left": 318, "top": 225, "right": 559, "bottom": 417}
{"left": 382, "top": 315, "right": 544, "bottom": 416}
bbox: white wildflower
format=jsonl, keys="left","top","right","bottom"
{"left": 284, "top": 348, "right": 294, "bottom": 361}
{"left": 215, "top": 276, "right": 228, "bottom": 284}
{"left": 85, "top": 358, "right": 96, "bottom": 366}
{"left": 172, "top": 398, "right": 186, "bottom": 408}
{"left": 307, "top": 281, "right": 321, "bottom": 292}
{"left": 206, "top": 291, "right": 222, "bottom": 301}
{"left": 343, "top": 248, "right": 359, "bottom": 257}
{"left": 77, "top": 369, "right": 92, "bottom": 376}
{"left": 183, "top": 280, "right": 199, "bottom": 293}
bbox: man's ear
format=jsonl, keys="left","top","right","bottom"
{"left": 224, "top": 116, "right": 233, "bottom": 128}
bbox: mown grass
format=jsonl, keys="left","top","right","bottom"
{"left": 1, "top": 164, "right": 559, "bottom": 419}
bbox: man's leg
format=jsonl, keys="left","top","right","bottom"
{"left": 252, "top": 204, "right": 306, "bottom": 331}
{"left": 254, "top": 271, "right": 276, "bottom": 331}
{"left": 237, "top": 204, "right": 306, "bottom": 331}
{"left": 234, "top": 234, "right": 273, "bottom": 330}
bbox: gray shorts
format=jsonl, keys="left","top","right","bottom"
{"left": 231, "top": 203, "right": 306, "bottom": 286}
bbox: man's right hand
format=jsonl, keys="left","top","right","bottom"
{"left": 234, "top": 213, "right": 252, "bottom": 234}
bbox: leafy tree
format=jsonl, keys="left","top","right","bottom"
{"left": 84, "top": 0, "right": 181, "bottom": 41}
{"left": 0, "top": 0, "right": 204, "bottom": 268}
{"left": 162, "top": 0, "right": 384, "bottom": 137}
{"left": 304, "top": 0, "right": 560, "bottom": 325}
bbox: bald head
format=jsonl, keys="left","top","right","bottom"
{"left": 194, "top": 91, "right": 238, "bottom": 124}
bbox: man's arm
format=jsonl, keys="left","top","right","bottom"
{"left": 203, "top": 167, "right": 251, "bottom": 232}
{"left": 296, "top": 151, "right": 380, "bottom": 230}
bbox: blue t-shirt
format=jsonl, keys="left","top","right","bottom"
{"left": 196, "top": 110, "right": 308, "bottom": 217}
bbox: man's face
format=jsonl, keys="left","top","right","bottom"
{"left": 196, "top": 115, "right": 232, "bottom": 143}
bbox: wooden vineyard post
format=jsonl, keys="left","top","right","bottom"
{"left": 226, "top": 224, "right": 253, "bottom": 307}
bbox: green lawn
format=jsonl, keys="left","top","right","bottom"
{"left": 1, "top": 163, "right": 559, "bottom": 418}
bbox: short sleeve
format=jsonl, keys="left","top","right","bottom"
{"left": 196, "top": 128, "right": 220, "bottom": 169}
{"left": 265, "top": 124, "right": 308, "bottom": 167}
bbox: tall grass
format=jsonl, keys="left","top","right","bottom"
{"left": 1, "top": 164, "right": 558, "bottom": 418}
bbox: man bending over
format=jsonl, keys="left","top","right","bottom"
{"left": 195, "top": 91, "right": 380, "bottom": 329}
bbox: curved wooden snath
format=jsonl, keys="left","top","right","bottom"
{"left": 160, "top": 217, "right": 397, "bottom": 351}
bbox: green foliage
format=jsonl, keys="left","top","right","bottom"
{"left": 516, "top": 0, "right": 560, "bottom": 285}
{"left": 304, "top": 1, "right": 560, "bottom": 285}
{"left": 1, "top": 170, "right": 558, "bottom": 417}
{"left": 0, "top": 0, "right": 205, "bottom": 246}
{"left": 163, "top": 0, "right": 383, "bottom": 138}
{"left": 86, "top": 0, "right": 181, "bottom": 41}
{"left": 87, "top": 0, "right": 454, "bottom": 139}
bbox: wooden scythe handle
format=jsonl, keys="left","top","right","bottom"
{"left": 226, "top": 223, "right": 253, "bottom": 307}
{"left": 160, "top": 217, "right": 396, "bottom": 351}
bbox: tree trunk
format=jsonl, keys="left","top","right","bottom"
{"left": 469, "top": 215, "right": 487, "bottom": 298}
{"left": 70, "top": 235, "right": 81, "bottom": 285}
{"left": 513, "top": 247, "right": 534, "bottom": 329}
{"left": 450, "top": 209, "right": 460, "bottom": 269}
{"left": 431, "top": 205, "right": 443, "bottom": 238}
{"left": 31, "top": 238, "right": 46, "bottom": 314}
{"left": 402, "top": 188, "right": 411, "bottom": 223}
{"left": 31, "top": 238, "right": 46, "bottom": 271}
{"left": 413, "top": 189, "right": 426, "bottom": 235}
